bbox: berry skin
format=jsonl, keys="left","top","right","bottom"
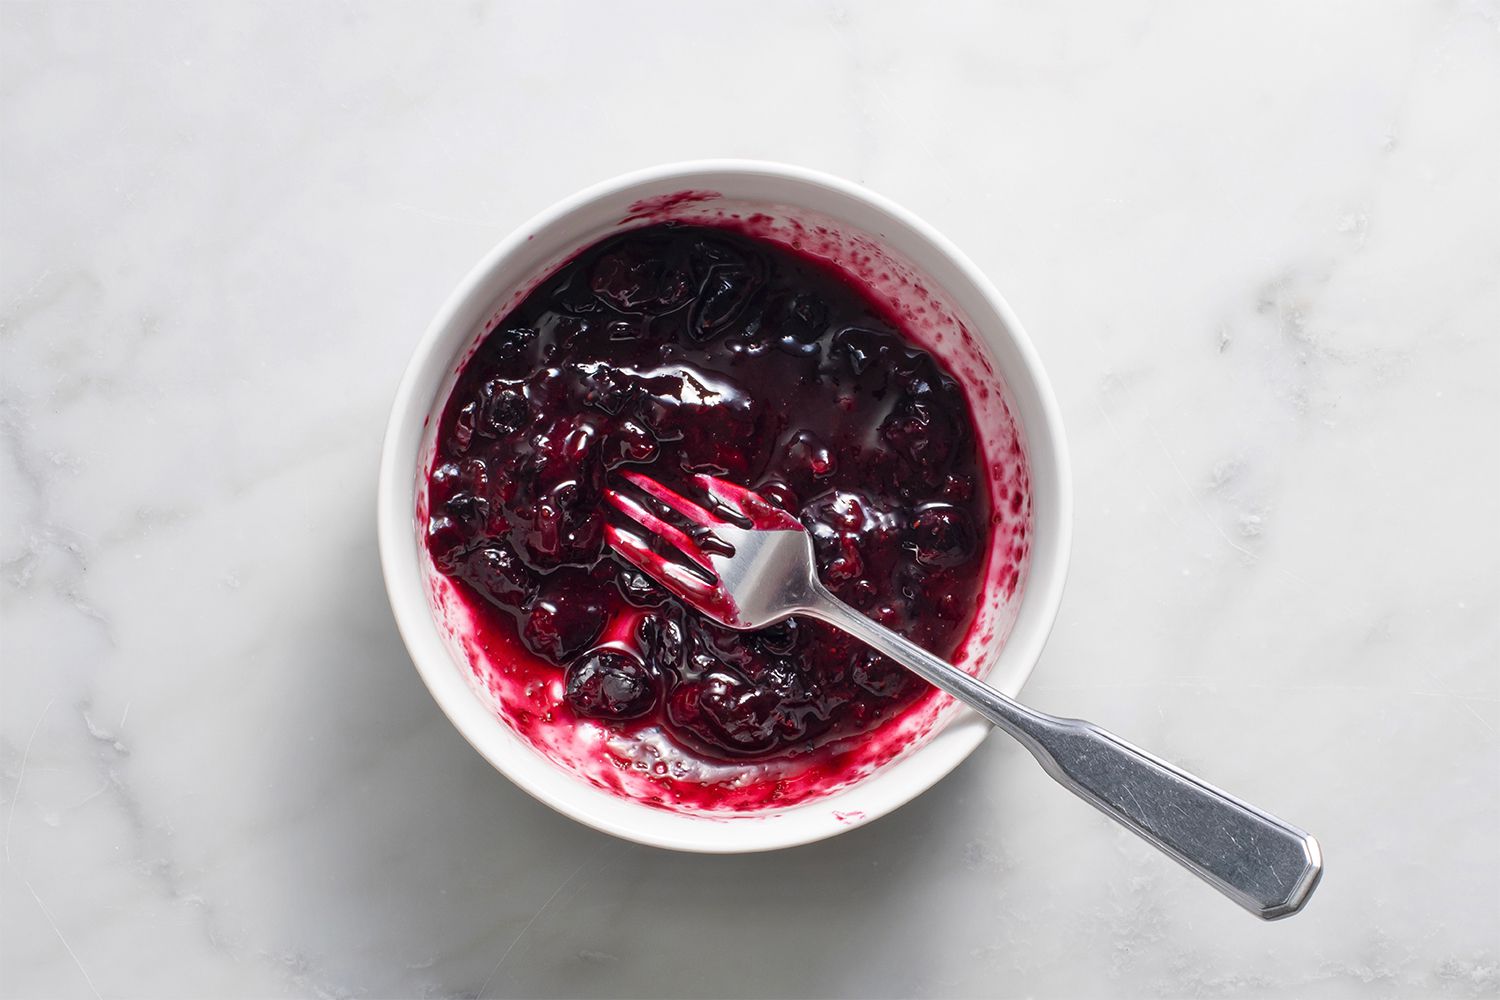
{"left": 565, "top": 649, "right": 659, "bottom": 720}
{"left": 910, "top": 503, "right": 979, "bottom": 568}
{"left": 522, "top": 571, "right": 606, "bottom": 663}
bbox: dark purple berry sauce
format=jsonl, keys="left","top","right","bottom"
{"left": 425, "top": 223, "right": 996, "bottom": 779}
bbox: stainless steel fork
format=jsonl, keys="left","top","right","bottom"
{"left": 605, "top": 470, "right": 1323, "bottom": 920}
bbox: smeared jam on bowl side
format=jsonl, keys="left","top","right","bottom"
{"left": 424, "top": 223, "right": 1025, "bottom": 811}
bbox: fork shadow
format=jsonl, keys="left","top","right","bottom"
{"left": 263, "top": 499, "right": 1021, "bottom": 1000}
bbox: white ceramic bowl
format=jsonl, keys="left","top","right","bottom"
{"left": 378, "top": 161, "right": 1071, "bottom": 852}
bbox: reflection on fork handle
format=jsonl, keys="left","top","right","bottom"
{"left": 799, "top": 580, "right": 1323, "bottom": 921}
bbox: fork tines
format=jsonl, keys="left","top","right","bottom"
{"left": 602, "top": 472, "right": 744, "bottom": 621}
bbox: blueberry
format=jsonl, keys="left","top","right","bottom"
{"left": 460, "top": 542, "right": 535, "bottom": 609}
{"left": 769, "top": 291, "right": 829, "bottom": 356}
{"left": 565, "top": 649, "right": 658, "bottom": 720}
{"left": 671, "top": 672, "right": 780, "bottom": 757}
{"left": 754, "top": 617, "right": 801, "bottom": 656}
{"left": 571, "top": 362, "right": 632, "bottom": 416}
{"left": 830, "top": 327, "right": 891, "bottom": 375}
{"left": 443, "top": 491, "right": 488, "bottom": 531}
{"left": 486, "top": 326, "right": 539, "bottom": 376}
{"left": 630, "top": 367, "right": 763, "bottom": 476}
{"left": 521, "top": 571, "right": 606, "bottom": 663}
{"left": 688, "top": 263, "right": 763, "bottom": 340}
{"left": 894, "top": 352, "right": 957, "bottom": 400}
{"left": 910, "top": 503, "right": 978, "bottom": 568}
{"left": 637, "top": 612, "right": 687, "bottom": 675}
{"left": 589, "top": 241, "right": 690, "bottom": 312}
{"left": 426, "top": 515, "right": 469, "bottom": 572}
{"left": 879, "top": 398, "right": 959, "bottom": 473}
{"left": 522, "top": 488, "right": 603, "bottom": 569}
{"left": 853, "top": 653, "right": 910, "bottom": 700}
{"left": 476, "top": 378, "right": 529, "bottom": 438}
{"left": 617, "top": 569, "right": 667, "bottom": 608}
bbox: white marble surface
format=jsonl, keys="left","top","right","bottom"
{"left": 3, "top": 2, "right": 1498, "bottom": 997}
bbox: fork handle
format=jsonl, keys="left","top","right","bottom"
{"left": 803, "top": 589, "right": 1322, "bottom": 920}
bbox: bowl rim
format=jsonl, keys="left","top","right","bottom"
{"left": 377, "top": 159, "right": 1073, "bottom": 852}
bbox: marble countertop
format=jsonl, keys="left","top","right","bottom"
{"left": 3, "top": 2, "right": 1497, "bottom": 997}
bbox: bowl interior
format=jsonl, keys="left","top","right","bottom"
{"left": 380, "top": 163, "right": 1070, "bottom": 851}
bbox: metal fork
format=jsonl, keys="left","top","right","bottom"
{"left": 605, "top": 471, "right": 1322, "bottom": 920}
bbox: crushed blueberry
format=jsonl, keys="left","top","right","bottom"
{"left": 565, "top": 649, "right": 659, "bottom": 720}
{"left": 426, "top": 224, "right": 993, "bottom": 762}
